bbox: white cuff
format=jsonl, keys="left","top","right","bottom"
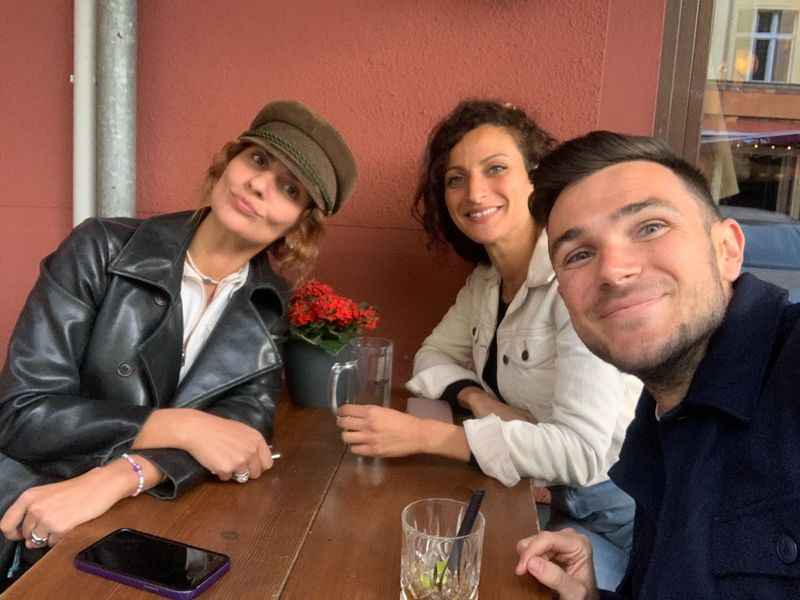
{"left": 463, "top": 414, "right": 520, "bottom": 487}
{"left": 405, "top": 364, "right": 479, "bottom": 399}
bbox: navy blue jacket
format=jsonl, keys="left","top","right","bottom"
{"left": 602, "top": 274, "right": 800, "bottom": 599}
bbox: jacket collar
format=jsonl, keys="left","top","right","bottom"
{"left": 526, "top": 230, "right": 556, "bottom": 288}
{"left": 479, "top": 229, "right": 556, "bottom": 289}
{"left": 108, "top": 210, "right": 199, "bottom": 299}
{"left": 108, "top": 209, "right": 289, "bottom": 311}
{"left": 677, "top": 273, "right": 788, "bottom": 423}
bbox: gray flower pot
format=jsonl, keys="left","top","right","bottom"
{"left": 283, "top": 339, "right": 352, "bottom": 408}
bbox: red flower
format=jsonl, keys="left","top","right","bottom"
{"left": 288, "top": 280, "right": 380, "bottom": 353}
{"left": 295, "top": 279, "right": 334, "bottom": 299}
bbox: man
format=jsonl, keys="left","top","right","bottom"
{"left": 514, "top": 131, "right": 800, "bottom": 599}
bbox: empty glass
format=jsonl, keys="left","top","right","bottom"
{"left": 400, "top": 498, "right": 485, "bottom": 600}
{"left": 329, "top": 336, "right": 393, "bottom": 412}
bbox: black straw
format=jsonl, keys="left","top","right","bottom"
{"left": 440, "top": 490, "right": 485, "bottom": 585}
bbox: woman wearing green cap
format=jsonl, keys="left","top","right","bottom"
{"left": 0, "top": 100, "right": 357, "bottom": 586}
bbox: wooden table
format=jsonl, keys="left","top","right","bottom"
{"left": 2, "top": 396, "right": 548, "bottom": 599}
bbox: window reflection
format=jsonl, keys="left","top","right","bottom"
{"left": 701, "top": 1, "right": 800, "bottom": 218}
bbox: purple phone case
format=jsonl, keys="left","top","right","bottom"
{"left": 74, "top": 529, "right": 230, "bottom": 600}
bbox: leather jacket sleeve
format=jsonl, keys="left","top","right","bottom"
{"left": 0, "top": 219, "right": 154, "bottom": 478}
{"left": 136, "top": 365, "right": 283, "bottom": 499}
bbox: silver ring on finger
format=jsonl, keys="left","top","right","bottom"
{"left": 232, "top": 470, "right": 250, "bottom": 484}
{"left": 30, "top": 531, "right": 49, "bottom": 547}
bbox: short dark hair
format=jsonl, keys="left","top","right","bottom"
{"left": 531, "top": 131, "right": 719, "bottom": 226}
{"left": 413, "top": 99, "right": 556, "bottom": 264}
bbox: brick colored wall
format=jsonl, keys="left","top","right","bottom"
{"left": 0, "top": 0, "right": 665, "bottom": 382}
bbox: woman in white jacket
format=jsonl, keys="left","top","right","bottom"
{"left": 335, "top": 100, "right": 641, "bottom": 589}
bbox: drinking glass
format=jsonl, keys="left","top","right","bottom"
{"left": 329, "top": 336, "right": 393, "bottom": 412}
{"left": 400, "top": 498, "right": 485, "bottom": 600}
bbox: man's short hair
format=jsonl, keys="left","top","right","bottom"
{"left": 530, "top": 131, "right": 720, "bottom": 225}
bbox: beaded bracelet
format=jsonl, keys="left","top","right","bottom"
{"left": 121, "top": 453, "right": 145, "bottom": 497}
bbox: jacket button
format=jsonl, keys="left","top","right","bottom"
{"left": 116, "top": 362, "right": 135, "bottom": 377}
{"left": 522, "top": 350, "right": 529, "bottom": 361}
{"left": 502, "top": 355, "right": 509, "bottom": 365}
{"left": 153, "top": 294, "right": 167, "bottom": 306}
{"left": 777, "top": 534, "right": 798, "bottom": 564}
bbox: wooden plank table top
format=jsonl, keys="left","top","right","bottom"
{"left": 282, "top": 396, "right": 547, "bottom": 599}
{"left": 281, "top": 453, "right": 546, "bottom": 599}
{"left": 2, "top": 394, "right": 549, "bottom": 599}
{"left": 1, "top": 400, "right": 346, "bottom": 600}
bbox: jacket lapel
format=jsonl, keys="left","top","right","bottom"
{"left": 138, "top": 310, "right": 182, "bottom": 407}
{"left": 108, "top": 211, "right": 198, "bottom": 300}
{"left": 107, "top": 211, "right": 197, "bottom": 405}
{"left": 172, "top": 257, "right": 287, "bottom": 408}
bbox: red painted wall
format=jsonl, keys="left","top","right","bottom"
{"left": 0, "top": 0, "right": 665, "bottom": 383}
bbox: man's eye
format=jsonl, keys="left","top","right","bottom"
{"left": 564, "top": 249, "right": 592, "bottom": 266}
{"left": 639, "top": 221, "right": 665, "bottom": 237}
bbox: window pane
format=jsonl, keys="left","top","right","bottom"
{"left": 751, "top": 39, "right": 770, "bottom": 80}
{"left": 702, "top": 1, "right": 800, "bottom": 219}
{"left": 779, "top": 11, "right": 796, "bottom": 34}
{"left": 756, "top": 10, "right": 775, "bottom": 33}
{"left": 773, "top": 39, "right": 792, "bottom": 81}
{"left": 731, "top": 38, "right": 756, "bottom": 81}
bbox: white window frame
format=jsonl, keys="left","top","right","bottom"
{"left": 737, "top": 8, "right": 795, "bottom": 82}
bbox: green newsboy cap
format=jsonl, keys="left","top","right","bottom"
{"left": 239, "top": 100, "right": 357, "bottom": 215}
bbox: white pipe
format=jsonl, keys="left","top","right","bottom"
{"left": 72, "top": 0, "right": 97, "bottom": 226}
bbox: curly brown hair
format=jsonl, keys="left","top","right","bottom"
{"left": 200, "top": 140, "right": 325, "bottom": 282}
{"left": 412, "top": 99, "right": 556, "bottom": 264}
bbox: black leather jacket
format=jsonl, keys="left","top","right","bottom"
{"left": 0, "top": 210, "right": 288, "bottom": 509}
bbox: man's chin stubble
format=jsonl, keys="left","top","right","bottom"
{"left": 601, "top": 308, "right": 724, "bottom": 393}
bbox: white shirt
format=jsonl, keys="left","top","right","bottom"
{"left": 179, "top": 258, "right": 250, "bottom": 382}
{"left": 406, "top": 232, "right": 643, "bottom": 488}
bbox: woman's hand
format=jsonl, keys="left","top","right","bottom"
{"left": 139, "top": 409, "right": 273, "bottom": 481}
{"left": 336, "top": 405, "right": 472, "bottom": 461}
{"left": 336, "top": 405, "right": 425, "bottom": 457}
{"left": 458, "top": 387, "right": 537, "bottom": 423}
{"left": 0, "top": 458, "right": 150, "bottom": 548}
{"left": 515, "top": 530, "right": 600, "bottom": 600}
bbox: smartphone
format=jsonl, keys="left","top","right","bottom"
{"left": 74, "top": 528, "right": 230, "bottom": 599}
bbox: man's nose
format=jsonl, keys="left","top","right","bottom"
{"left": 597, "top": 243, "right": 642, "bottom": 285}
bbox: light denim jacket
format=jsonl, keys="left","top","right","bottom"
{"left": 406, "top": 232, "right": 642, "bottom": 487}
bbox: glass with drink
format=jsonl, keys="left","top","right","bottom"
{"left": 400, "top": 498, "right": 485, "bottom": 600}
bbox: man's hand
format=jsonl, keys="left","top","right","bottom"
{"left": 336, "top": 405, "right": 424, "bottom": 457}
{"left": 458, "top": 387, "right": 537, "bottom": 423}
{"left": 515, "top": 529, "right": 600, "bottom": 600}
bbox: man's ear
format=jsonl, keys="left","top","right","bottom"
{"left": 712, "top": 218, "right": 745, "bottom": 283}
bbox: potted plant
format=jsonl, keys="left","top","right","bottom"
{"left": 284, "top": 280, "right": 379, "bottom": 407}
